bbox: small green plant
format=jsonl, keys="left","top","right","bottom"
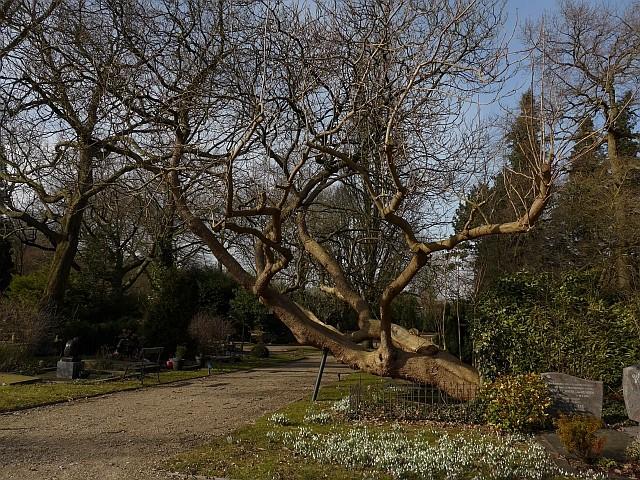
{"left": 556, "top": 414, "right": 605, "bottom": 463}
{"left": 251, "top": 343, "right": 270, "bottom": 358}
{"left": 481, "top": 373, "right": 552, "bottom": 432}
{"left": 268, "top": 413, "right": 292, "bottom": 426}
{"left": 174, "top": 345, "right": 188, "bottom": 360}
{"left": 625, "top": 436, "right": 640, "bottom": 462}
{"left": 596, "top": 457, "right": 617, "bottom": 469}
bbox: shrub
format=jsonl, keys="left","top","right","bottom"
{"left": 174, "top": 345, "right": 188, "bottom": 360}
{"left": 6, "top": 270, "right": 48, "bottom": 305}
{"left": 472, "top": 270, "right": 640, "bottom": 387}
{"left": 93, "top": 345, "right": 114, "bottom": 370}
{"left": 143, "top": 268, "right": 201, "bottom": 351}
{"left": 482, "top": 373, "right": 552, "bottom": 432}
{"left": 188, "top": 312, "right": 235, "bottom": 349}
{"left": 556, "top": 415, "right": 605, "bottom": 463}
{"left": 625, "top": 437, "right": 640, "bottom": 462}
{"left": 251, "top": 343, "right": 270, "bottom": 358}
{"left": 144, "top": 267, "right": 240, "bottom": 353}
{"left": 0, "top": 343, "right": 28, "bottom": 372}
{"left": 0, "top": 298, "right": 53, "bottom": 354}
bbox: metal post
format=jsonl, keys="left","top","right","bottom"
{"left": 311, "top": 348, "right": 329, "bottom": 401}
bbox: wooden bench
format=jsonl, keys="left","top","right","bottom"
{"left": 122, "top": 347, "right": 164, "bottom": 385}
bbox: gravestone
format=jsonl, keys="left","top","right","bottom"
{"left": 56, "top": 337, "right": 83, "bottom": 379}
{"left": 56, "top": 359, "right": 82, "bottom": 379}
{"left": 541, "top": 372, "right": 603, "bottom": 418}
{"left": 623, "top": 365, "right": 640, "bottom": 422}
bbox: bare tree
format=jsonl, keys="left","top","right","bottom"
{"left": 0, "top": 0, "right": 60, "bottom": 60}
{"left": 4, "top": 0, "right": 567, "bottom": 395}
{"left": 0, "top": 0, "right": 145, "bottom": 310}
{"left": 124, "top": 0, "right": 564, "bottom": 397}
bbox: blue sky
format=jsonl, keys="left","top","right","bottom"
{"left": 506, "top": 0, "right": 557, "bottom": 25}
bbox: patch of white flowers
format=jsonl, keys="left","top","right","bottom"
{"left": 304, "top": 411, "right": 332, "bottom": 425}
{"left": 331, "top": 397, "right": 351, "bottom": 414}
{"left": 268, "top": 413, "right": 292, "bottom": 426}
{"left": 273, "top": 427, "right": 606, "bottom": 480}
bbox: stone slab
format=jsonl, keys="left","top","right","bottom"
{"left": 0, "top": 373, "right": 41, "bottom": 386}
{"left": 541, "top": 372, "right": 603, "bottom": 418}
{"left": 623, "top": 365, "right": 640, "bottom": 422}
{"left": 56, "top": 360, "right": 83, "bottom": 379}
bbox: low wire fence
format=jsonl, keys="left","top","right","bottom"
{"left": 346, "top": 380, "right": 481, "bottom": 423}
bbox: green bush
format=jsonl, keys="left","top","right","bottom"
{"left": 472, "top": 270, "right": 640, "bottom": 387}
{"left": 251, "top": 343, "right": 270, "bottom": 358}
{"left": 6, "top": 270, "right": 49, "bottom": 305}
{"left": 0, "top": 343, "right": 28, "bottom": 371}
{"left": 556, "top": 415, "right": 605, "bottom": 463}
{"left": 174, "top": 345, "right": 187, "bottom": 359}
{"left": 143, "top": 268, "right": 201, "bottom": 352}
{"left": 481, "top": 373, "right": 552, "bottom": 432}
{"left": 625, "top": 437, "right": 640, "bottom": 462}
{"left": 231, "top": 288, "right": 293, "bottom": 343}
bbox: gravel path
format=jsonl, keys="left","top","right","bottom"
{"left": 0, "top": 355, "right": 350, "bottom": 480}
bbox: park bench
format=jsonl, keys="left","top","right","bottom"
{"left": 122, "top": 347, "right": 164, "bottom": 385}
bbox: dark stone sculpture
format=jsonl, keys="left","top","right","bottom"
{"left": 63, "top": 337, "right": 81, "bottom": 361}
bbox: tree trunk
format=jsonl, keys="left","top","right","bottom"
{"left": 261, "top": 287, "right": 480, "bottom": 400}
{"left": 39, "top": 146, "right": 93, "bottom": 312}
{"left": 607, "top": 86, "right": 631, "bottom": 292}
{"left": 39, "top": 206, "right": 85, "bottom": 312}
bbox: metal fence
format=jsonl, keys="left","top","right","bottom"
{"left": 347, "top": 379, "right": 480, "bottom": 422}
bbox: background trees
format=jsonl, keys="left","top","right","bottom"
{"left": 529, "top": 0, "right": 640, "bottom": 291}
{"left": 0, "top": 0, "right": 145, "bottom": 311}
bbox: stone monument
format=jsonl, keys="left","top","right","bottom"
{"left": 623, "top": 365, "right": 640, "bottom": 422}
{"left": 56, "top": 337, "right": 83, "bottom": 379}
{"left": 541, "top": 372, "right": 603, "bottom": 418}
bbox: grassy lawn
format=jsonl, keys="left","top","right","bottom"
{"left": 167, "top": 373, "right": 603, "bottom": 480}
{"left": 0, "top": 353, "right": 297, "bottom": 413}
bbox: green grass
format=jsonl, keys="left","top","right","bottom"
{"left": 0, "top": 353, "right": 297, "bottom": 413}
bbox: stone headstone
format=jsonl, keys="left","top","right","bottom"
{"left": 623, "top": 365, "right": 640, "bottom": 422}
{"left": 541, "top": 372, "right": 603, "bottom": 418}
{"left": 56, "top": 359, "right": 83, "bottom": 379}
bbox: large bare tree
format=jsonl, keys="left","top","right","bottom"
{"left": 114, "top": 0, "right": 563, "bottom": 397}
{"left": 1, "top": 0, "right": 572, "bottom": 396}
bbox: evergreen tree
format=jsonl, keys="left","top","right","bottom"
{"left": 544, "top": 116, "right": 608, "bottom": 272}
{"left": 454, "top": 90, "right": 546, "bottom": 292}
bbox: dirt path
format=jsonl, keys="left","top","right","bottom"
{"left": 0, "top": 355, "right": 351, "bottom": 480}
